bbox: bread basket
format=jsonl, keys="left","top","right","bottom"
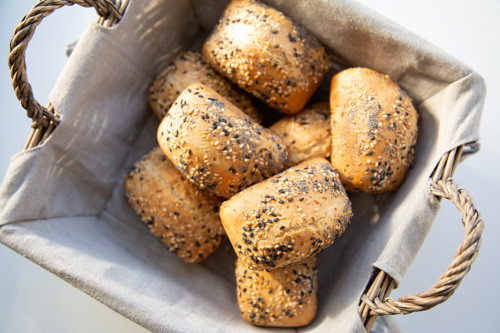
{"left": 1, "top": 0, "right": 485, "bottom": 331}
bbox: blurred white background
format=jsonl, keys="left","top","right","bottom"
{"left": 0, "top": 1, "right": 498, "bottom": 332}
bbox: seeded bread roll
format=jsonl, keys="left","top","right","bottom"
{"left": 149, "top": 51, "right": 262, "bottom": 123}
{"left": 158, "top": 83, "right": 287, "bottom": 199}
{"left": 270, "top": 102, "right": 331, "bottom": 168}
{"left": 124, "top": 146, "right": 225, "bottom": 263}
{"left": 236, "top": 256, "right": 318, "bottom": 327}
{"left": 330, "top": 67, "right": 419, "bottom": 193}
{"left": 203, "top": 0, "right": 330, "bottom": 115}
{"left": 220, "top": 157, "right": 352, "bottom": 270}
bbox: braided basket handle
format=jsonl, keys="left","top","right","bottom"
{"left": 8, "top": 0, "right": 122, "bottom": 129}
{"left": 361, "top": 177, "right": 484, "bottom": 317}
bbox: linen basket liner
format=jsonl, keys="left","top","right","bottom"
{"left": 0, "top": 0, "right": 485, "bottom": 332}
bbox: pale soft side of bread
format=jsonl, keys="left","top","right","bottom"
{"left": 124, "top": 146, "right": 225, "bottom": 263}
{"left": 330, "top": 67, "right": 419, "bottom": 193}
{"left": 158, "top": 83, "right": 288, "bottom": 199}
{"left": 270, "top": 102, "right": 331, "bottom": 168}
{"left": 235, "top": 256, "right": 318, "bottom": 327}
{"left": 203, "top": 0, "right": 330, "bottom": 115}
{"left": 220, "top": 157, "right": 352, "bottom": 270}
{"left": 148, "top": 51, "right": 262, "bottom": 123}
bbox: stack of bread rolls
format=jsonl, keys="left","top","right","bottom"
{"left": 124, "top": 0, "right": 418, "bottom": 328}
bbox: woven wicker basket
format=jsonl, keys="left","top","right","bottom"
{"left": 7, "top": 1, "right": 483, "bottom": 331}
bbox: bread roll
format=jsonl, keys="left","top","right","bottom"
{"left": 148, "top": 51, "right": 262, "bottom": 123}
{"left": 330, "top": 67, "right": 419, "bottom": 193}
{"left": 203, "top": 0, "right": 329, "bottom": 115}
{"left": 269, "top": 102, "right": 331, "bottom": 168}
{"left": 220, "top": 157, "right": 352, "bottom": 270}
{"left": 124, "top": 146, "right": 225, "bottom": 263}
{"left": 236, "top": 256, "right": 318, "bottom": 327}
{"left": 158, "top": 83, "right": 287, "bottom": 199}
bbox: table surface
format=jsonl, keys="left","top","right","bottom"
{"left": 1, "top": 1, "right": 498, "bottom": 332}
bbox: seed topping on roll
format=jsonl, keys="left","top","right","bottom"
{"left": 220, "top": 157, "right": 352, "bottom": 270}
{"left": 158, "top": 83, "right": 287, "bottom": 198}
{"left": 203, "top": 0, "right": 330, "bottom": 114}
{"left": 330, "top": 67, "right": 418, "bottom": 193}
{"left": 236, "top": 256, "right": 318, "bottom": 327}
{"left": 148, "top": 51, "right": 261, "bottom": 122}
{"left": 124, "top": 147, "right": 225, "bottom": 263}
{"left": 270, "top": 102, "right": 331, "bottom": 168}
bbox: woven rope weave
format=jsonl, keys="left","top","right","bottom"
{"left": 360, "top": 178, "right": 483, "bottom": 317}
{"left": 8, "top": 0, "right": 121, "bottom": 129}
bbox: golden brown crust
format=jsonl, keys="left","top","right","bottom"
{"left": 236, "top": 256, "right": 318, "bottom": 327}
{"left": 123, "top": 146, "right": 225, "bottom": 263}
{"left": 220, "top": 157, "right": 352, "bottom": 270}
{"left": 330, "top": 67, "right": 419, "bottom": 193}
{"left": 157, "top": 83, "right": 287, "bottom": 199}
{"left": 148, "top": 51, "right": 262, "bottom": 123}
{"left": 270, "top": 102, "right": 331, "bottom": 168}
{"left": 203, "top": 0, "right": 329, "bottom": 114}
